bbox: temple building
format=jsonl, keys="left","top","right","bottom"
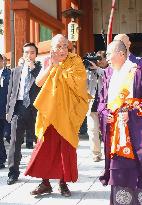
{"left": 4, "top": 0, "right": 142, "bottom": 65}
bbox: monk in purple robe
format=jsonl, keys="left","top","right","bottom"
{"left": 98, "top": 40, "right": 142, "bottom": 205}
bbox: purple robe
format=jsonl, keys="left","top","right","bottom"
{"left": 98, "top": 66, "right": 142, "bottom": 189}
{"left": 129, "top": 53, "right": 142, "bottom": 67}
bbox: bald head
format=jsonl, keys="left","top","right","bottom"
{"left": 113, "top": 34, "right": 131, "bottom": 55}
{"left": 50, "top": 34, "right": 69, "bottom": 62}
{"left": 107, "top": 40, "right": 127, "bottom": 70}
{"left": 51, "top": 34, "right": 68, "bottom": 49}
{"left": 108, "top": 40, "right": 127, "bottom": 55}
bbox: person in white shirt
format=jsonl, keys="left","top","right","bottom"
{"left": 6, "top": 43, "right": 42, "bottom": 185}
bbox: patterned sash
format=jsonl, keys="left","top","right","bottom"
{"left": 107, "top": 67, "right": 141, "bottom": 159}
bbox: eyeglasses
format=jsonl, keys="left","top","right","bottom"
{"left": 52, "top": 45, "right": 68, "bottom": 51}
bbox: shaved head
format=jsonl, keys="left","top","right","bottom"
{"left": 113, "top": 34, "right": 131, "bottom": 55}
{"left": 106, "top": 40, "right": 127, "bottom": 69}
{"left": 108, "top": 40, "right": 127, "bottom": 55}
{"left": 51, "top": 34, "right": 68, "bottom": 48}
{"left": 50, "top": 34, "right": 69, "bottom": 62}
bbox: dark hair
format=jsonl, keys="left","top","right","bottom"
{"left": 0, "top": 54, "right": 3, "bottom": 60}
{"left": 23, "top": 42, "right": 38, "bottom": 56}
{"left": 96, "top": 50, "right": 106, "bottom": 59}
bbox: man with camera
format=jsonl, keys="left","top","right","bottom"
{"left": 84, "top": 51, "right": 108, "bottom": 162}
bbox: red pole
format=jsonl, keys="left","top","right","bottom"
{"left": 107, "top": 0, "right": 116, "bottom": 46}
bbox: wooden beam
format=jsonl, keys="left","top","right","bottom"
{"left": 12, "top": 1, "right": 65, "bottom": 31}
{"left": 29, "top": 3, "right": 64, "bottom": 31}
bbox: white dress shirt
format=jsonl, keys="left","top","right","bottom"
{"left": 0, "top": 68, "right": 4, "bottom": 87}
{"left": 0, "top": 68, "right": 4, "bottom": 78}
{"left": 17, "top": 66, "right": 28, "bottom": 100}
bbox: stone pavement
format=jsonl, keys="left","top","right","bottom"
{"left": 0, "top": 138, "right": 110, "bottom": 205}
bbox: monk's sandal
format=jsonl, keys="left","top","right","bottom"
{"left": 58, "top": 182, "right": 71, "bottom": 197}
{"left": 30, "top": 182, "right": 53, "bottom": 195}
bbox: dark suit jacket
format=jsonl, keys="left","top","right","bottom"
{"left": 29, "top": 61, "right": 41, "bottom": 105}
{"left": 0, "top": 68, "right": 11, "bottom": 119}
{"left": 6, "top": 61, "right": 41, "bottom": 123}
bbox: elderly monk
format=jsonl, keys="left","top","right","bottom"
{"left": 114, "top": 34, "right": 142, "bottom": 66}
{"left": 25, "top": 34, "right": 88, "bottom": 197}
{"left": 98, "top": 40, "right": 142, "bottom": 205}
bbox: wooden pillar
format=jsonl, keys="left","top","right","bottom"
{"left": 4, "top": 0, "right": 11, "bottom": 58}
{"left": 79, "top": 0, "right": 94, "bottom": 57}
{"left": 35, "top": 22, "right": 40, "bottom": 45}
{"left": 13, "top": 9, "right": 30, "bottom": 64}
{"left": 30, "top": 19, "right": 35, "bottom": 43}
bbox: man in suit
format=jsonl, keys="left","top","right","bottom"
{"left": 0, "top": 54, "right": 11, "bottom": 169}
{"left": 17, "top": 52, "right": 37, "bottom": 149}
{"left": 6, "top": 43, "right": 41, "bottom": 185}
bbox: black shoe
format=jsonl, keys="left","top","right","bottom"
{"left": 26, "top": 142, "right": 33, "bottom": 149}
{"left": 0, "top": 164, "right": 5, "bottom": 169}
{"left": 7, "top": 176, "right": 18, "bottom": 185}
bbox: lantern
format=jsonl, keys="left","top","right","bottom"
{"left": 68, "top": 20, "right": 79, "bottom": 42}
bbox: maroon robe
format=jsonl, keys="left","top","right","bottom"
{"left": 25, "top": 125, "right": 78, "bottom": 182}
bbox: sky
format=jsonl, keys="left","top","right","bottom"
{"left": 0, "top": 0, "right": 4, "bottom": 54}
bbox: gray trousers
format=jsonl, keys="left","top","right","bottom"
{"left": 87, "top": 111, "right": 102, "bottom": 159}
{"left": 8, "top": 101, "right": 36, "bottom": 177}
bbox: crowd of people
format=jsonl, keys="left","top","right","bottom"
{"left": 0, "top": 33, "right": 142, "bottom": 204}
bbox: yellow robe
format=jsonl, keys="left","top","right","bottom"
{"left": 34, "top": 52, "right": 88, "bottom": 148}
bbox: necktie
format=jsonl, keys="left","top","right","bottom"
{"left": 23, "top": 68, "right": 32, "bottom": 108}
